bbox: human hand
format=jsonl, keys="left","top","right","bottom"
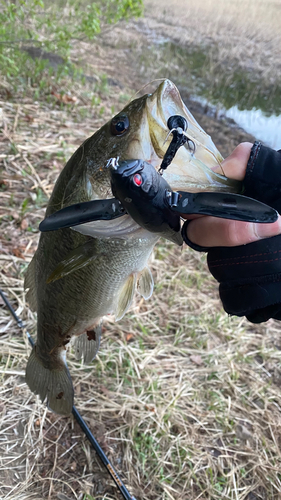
{"left": 182, "top": 141, "right": 281, "bottom": 322}
{"left": 182, "top": 142, "right": 281, "bottom": 248}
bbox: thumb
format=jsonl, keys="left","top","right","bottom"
{"left": 186, "top": 215, "right": 281, "bottom": 248}
{"left": 214, "top": 142, "right": 253, "bottom": 180}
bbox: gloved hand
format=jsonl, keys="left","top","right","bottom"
{"left": 182, "top": 142, "right": 281, "bottom": 323}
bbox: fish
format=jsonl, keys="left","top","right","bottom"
{"left": 24, "top": 79, "right": 239, "bottom": 415}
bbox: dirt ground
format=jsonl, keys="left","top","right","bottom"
{"left": 1, "top": 7, "right": 281, "bottom": 500}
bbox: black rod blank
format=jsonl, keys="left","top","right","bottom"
{"left": 72, "top": 406, "right": 136, "bottom": 500}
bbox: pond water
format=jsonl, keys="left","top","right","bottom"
{"left": 223, "top": 106, "right": 281, "bottom": 150}
{"left": 190, "top": 93, "right": 281, "bottom": 150}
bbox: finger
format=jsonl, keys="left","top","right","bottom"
{"left": 181, "top": 214, "right": 203, "bottom": 220}
{"left": 214, "top": 142, "right": 253, "bottom": 180}
{"left": 182, "top": 143, "right": 253, "bottom": 222}
{"left": 186, "top": 215, "right": 281, "bottom": 247}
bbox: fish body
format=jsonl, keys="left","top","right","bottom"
{"left": 25, "top": 80, "right": 239, "bottom": 414}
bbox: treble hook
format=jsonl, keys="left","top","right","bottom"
{"left": 159, "top": 115, "right": 196, "bottom": 173}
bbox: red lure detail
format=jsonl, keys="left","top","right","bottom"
{"left": 133, "top": 173, "right": 142, "bottom": 186}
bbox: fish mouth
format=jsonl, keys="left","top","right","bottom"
{"left": 144, "top": 79, "right": 241, "bottom": 193}
{"left": 73, "top": 80, "right": 241, "bottom": 242}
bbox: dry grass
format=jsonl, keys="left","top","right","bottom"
{"left": 145, "top": 0, "right": 281, "bottom": 39}
{"left": 144, "top": 0, "right": 281, "bottom": 80}
{"left": 1, "top": 11, "right": 281, "bottom": 500}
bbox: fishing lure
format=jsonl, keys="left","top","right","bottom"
{"left": 39, "top": 115, "right": 278, "bottom": 236}
{"left": 40, "top": 157, "right": 278, "bottom": 236}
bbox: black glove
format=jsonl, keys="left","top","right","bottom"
{"left": 182, "top": 142, "right": 281, "bottom": 323}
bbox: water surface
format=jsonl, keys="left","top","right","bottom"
{"left": 223, "top": 107, "right": 281, "bottom": 150}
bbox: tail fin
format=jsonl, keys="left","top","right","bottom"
{"left": 25, "top": 347, "right": 74, "bottom": 415}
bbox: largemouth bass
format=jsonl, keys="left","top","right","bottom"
{"left": 25, "top": 79, "right": 238, "bottom": 415}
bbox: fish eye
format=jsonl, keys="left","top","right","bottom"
{"left": 110, "top": 114, "right": 130, "bottom": 136}
{"left": 133, "top": 173, "right": 142, "bottom": 186}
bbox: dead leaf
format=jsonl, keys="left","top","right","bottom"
{"left": 20, "top": 218, "right": 28, "bottom": 230}
{"left": 24, "top": 114, "right": 34, "bottom": 123}
{"left": 145, "top": 405, "right": 155, "bottom": 412}
{"left": 100, "top": 385, "right": 110, "bottom": 395}
{"left": 51, "top": 91, "right": 77, "bottom": 104}
{"left": 13, "top": 386, "right": 20, "bottom": 396}
{"left": 11, "top": 211, "right": 20, "bottom": 220}
{"left": 190, "top": 355, "right": 204, "bottom": 365}
{"left": 235, "top": 423, "right": 253, "bottom": 442}
{"left": 12, "top": 247, "right": 25, "bottom": 259}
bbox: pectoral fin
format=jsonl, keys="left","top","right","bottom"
{"left": 115, "top": 273, "right": 137, "bottom": 321}
{"left": 47, "top": 240, "right": 97, "bottom": 283}
{"left": 137, "top": 267, "right": 154, "bottom": 300}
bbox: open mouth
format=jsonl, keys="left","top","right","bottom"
{"left": 145, "top": 80, "right": 240, "bottom": 193}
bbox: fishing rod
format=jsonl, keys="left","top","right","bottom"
{"left": 0, "top": 288, "right": 137, "bottom": 500}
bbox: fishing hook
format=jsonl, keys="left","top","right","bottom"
{"left": 159, "top": 115, "right": 196, "bottom": 173}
